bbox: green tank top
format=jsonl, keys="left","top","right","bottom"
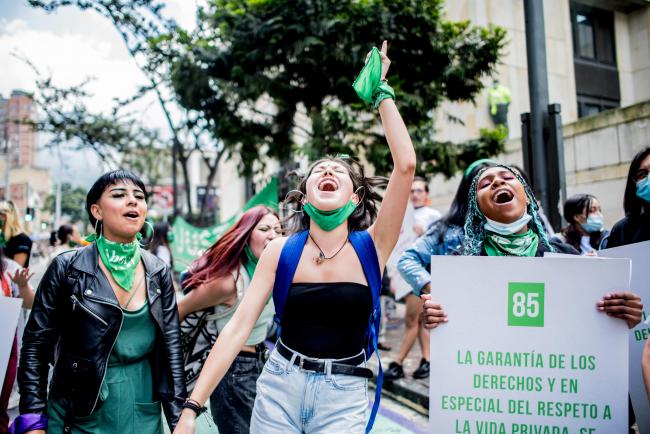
{"left": 213, "top": 265, "right": 274, "bottom": 345}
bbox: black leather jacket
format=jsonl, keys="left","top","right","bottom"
{"left": 18, "top": 244, "right": 187, "bottom": 428}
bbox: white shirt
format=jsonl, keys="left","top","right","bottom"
{"left": 413, "top": 206, "right": 441, "bottom": 232}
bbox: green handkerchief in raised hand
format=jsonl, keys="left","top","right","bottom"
{"left": 352, "top": 47, "right": 382, "bottom": 104}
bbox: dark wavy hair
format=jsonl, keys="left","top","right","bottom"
{"left": 560, "top": 194, "right": 603, "bottom": 251}
{"left": 283, "top": 156, "right": 388, "bottom": 233}
{"left": 183, "top": 206, "right": 278, "bottom": 291}
{"left": 623, "top": 147, "right": 650, "bottom": 216}
{"left": 86, "top": 170, "right": 148, "bottom": 233}
{"left": 50, "top": 224, "right": 74, "bottom": 247}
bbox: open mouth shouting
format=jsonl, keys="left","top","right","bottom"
{"left": 492, "top": 188, "right": 514, "bottom": 205}
{"left": 123, "top": 210, "right": 141, "bottom": 221}
{"left": 317, "top": 178, "right": 339, "bottom": 193}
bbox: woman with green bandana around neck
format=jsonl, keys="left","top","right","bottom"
{"left": 175, "top": 40, "right": 416, "bottom": 434}
{"left": 14, "top": 170, "right": 186, "bottom": 434}
{"left": 421, "top": 164, "right": 644, "bottom": 329}
{"left": 177, "top": 205, "right": 281, "bottom": 433}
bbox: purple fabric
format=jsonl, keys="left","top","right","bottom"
{"left": 8, "top": 413, "right": 48, "bottom": 433}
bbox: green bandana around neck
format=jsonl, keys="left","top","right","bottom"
{"left": 303, "top": 201, "right": 357, "bottom": 231}
{"left": 243, "top": 245, "right": 258, "bottom": 279}
{"left": 96, "top": 235, "right": 141, "bottom": 292}
{"left": 0, "top": 231, "right": 5, "bottom": 249}
{"left": 484, "top": 229, "right": 539, "bottom": 257}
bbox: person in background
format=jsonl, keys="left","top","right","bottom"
{"left": 553, "top": 194, "right": 607, "bottom": 255}
{"left": 0, "top": 201, "right": 33, "bottom": 267}
{"left": 49, "top": 224, "right": 82, "bottom": 259}
{"left": 388, "top": 160, "right": 494, "bottom": 381}
{"left": 149, "top": 222, "right": 174, "bottom": 268}
{"left": 1, "top": 247, "right": 35, "bottom": 432}
{"left": 602, "top": 147, "right": 650, "bottom": 248}
{"left": 598, "top": 147, "right": 650, "bottom": 433}
{"left": 410, "top": 176, "right": 441, "bottom": 236}
{"left": 383, "top": 177, "right": 441, "bottom": 381}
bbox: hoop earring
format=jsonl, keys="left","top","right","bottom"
{"left": 139, "top": 220, "right": 155, "bottom": 248}
{"left": 353, "top": 186, "right": 366, "bottom": 205}
{"left": 94, "top": 219, "right": 103, "bottom": 238}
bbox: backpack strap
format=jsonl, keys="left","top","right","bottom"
{"left": 272, "top": 230, "right": 309, "bottom": 334}
{"left": 349, "top": 230, "right": 383, "bottom": 434}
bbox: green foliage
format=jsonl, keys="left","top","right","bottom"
{"left": 43, "top": 183, "right": 87, "bottom": 223}
{"left": 167, "top": 0, "right": 508, "bottom": 176}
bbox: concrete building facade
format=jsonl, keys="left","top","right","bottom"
{"left": 427, "top": 0, "right": 650, "bottom": 228}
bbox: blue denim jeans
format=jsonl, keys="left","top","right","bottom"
{"left": 210, "top": 354, "right": 265, "bottom": 434}
{"left": 250, "top": 344, "right": 368, "bottom": 433}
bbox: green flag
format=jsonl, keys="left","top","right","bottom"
{"left": 171, "top": 177, "right": 278, "bottom": 272}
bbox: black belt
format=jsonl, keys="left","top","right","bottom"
{"left": 237, "top": 343, "right": 268, "bottom": 361}
{"left": 276, "top": 341, "right": 373, "bottom": 379}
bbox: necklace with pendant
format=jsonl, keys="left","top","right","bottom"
{"left": 308, "top": 232, "right": 348, "bottom": 265}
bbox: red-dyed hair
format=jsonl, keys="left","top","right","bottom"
{"left": 183, "top": 206, "right": 279, "bottom": 291}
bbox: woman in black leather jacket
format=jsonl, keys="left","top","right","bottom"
{"left": 12, "top": 170, "right": 186, "bottom": 434}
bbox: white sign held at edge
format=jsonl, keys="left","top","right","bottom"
{"left": 429, "top": 256, "right": 630, "bottom": 433}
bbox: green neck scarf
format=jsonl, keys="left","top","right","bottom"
{"left": 304, "top": 201, "right": 357, "bottom": 231}
{"left": 243, "top": 245, "right": 258, "bottom": 279}
{"left": 484, "top": 229, "right": 539, "bottom": 257}
{"left": 96, "top": 235, "right": 141, "bottom": 292}
{"left": 0, "top": 231, "right": 5, "bottom": 249}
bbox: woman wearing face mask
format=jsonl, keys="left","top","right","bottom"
{"left": 553, "top": 194, "right": 608, "bottom": 255}
{"left": 421, "top": 164, "right": 643, "bottom": 329}
{"left": 177, "top": 206, "right": 281, "bottom": 433}
{"left": 602, "top": 147, "right": 650, "bottom": 249}
{"left": 12, "top": 170, "right": 186, "bottom": 434}
{"left": 174, "top": 41, "right": 416, "bottom": 434}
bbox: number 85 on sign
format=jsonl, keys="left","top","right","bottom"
{"left": 508, "top": 282, "right": 545, "bottom": 327}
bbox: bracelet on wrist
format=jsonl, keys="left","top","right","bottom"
{"left": 182, "top": 398, "right": 207, "bottom": 417}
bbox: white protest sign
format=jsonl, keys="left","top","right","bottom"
{"left": 386, "top": 202, "right": 416, "bottom": 300}
{"left": 429, "top": 256, "right": 630, "bottom": 434}
{"left": 599, "top": 240, "right": 650, "bottom": 434}
{"left": 0, "top": 297, "right": 22, "bottom": 383}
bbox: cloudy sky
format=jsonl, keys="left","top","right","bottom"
{"left": 0, "top": 1, "right": 199, "bottom": 189}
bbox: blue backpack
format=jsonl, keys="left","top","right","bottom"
{"left": 272, "top": 229, "right": 383, "bottom": 433}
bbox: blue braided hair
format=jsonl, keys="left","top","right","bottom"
{"left": 462, "top": 164, "right": 554, "bottom": 256}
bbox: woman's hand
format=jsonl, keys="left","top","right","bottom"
{"left": 421, "top": 294, "right": 448, "bottom": 329}
{"left": 597, "top": 291, "right": 643, "bottom": 329}
{"left": 173, "top": 410, "right": 196, "bottom": 434}
{"left": 10, "top": 268, "right": 35, "bottom": 308}
{"left": 364, "top": 40, "right": 391, "bottom": 80}
{"left": 10, "top": 268, "right": 34, "bottom": 288}
{"left": 25, "top": 431, "right": 45, "bottom": 434}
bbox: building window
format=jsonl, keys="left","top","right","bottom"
{"left": 576, "top": 14, "right": 595, "bottom": 59}
{"left": 571, "top": 2, "right": 620, "bottom": 118}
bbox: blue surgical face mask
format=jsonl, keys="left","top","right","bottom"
{"left": 580, "top": 214, "right": 604, "bottom": 234}
{"left": 484, "top": 213, "right": 532, "bottom": 236}
{"left": 637, "top": 176, "right": 650, "bottom": 203}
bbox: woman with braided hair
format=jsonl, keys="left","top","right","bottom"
{"left": 422, "top": 164, "right": 643, "bottom": 330}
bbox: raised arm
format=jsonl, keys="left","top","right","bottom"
{"left": 177, "top": 275, "right": 237, "bottom": 321}
{"left": 173, "top": 237, "right": 284, "bottom": 434}
{"left": 369, "top": 41, "right": 417, "bottom": 265}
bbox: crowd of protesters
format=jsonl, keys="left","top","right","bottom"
{"left": 1, "top": 41, "right": 648, "bottom": 434}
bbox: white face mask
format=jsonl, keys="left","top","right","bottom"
{"left": 484, "top": 213, "right": 532, "bottom": 236}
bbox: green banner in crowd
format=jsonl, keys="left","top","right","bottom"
{"left": 171, "top": 177, "right": 278, "bottom": 272}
